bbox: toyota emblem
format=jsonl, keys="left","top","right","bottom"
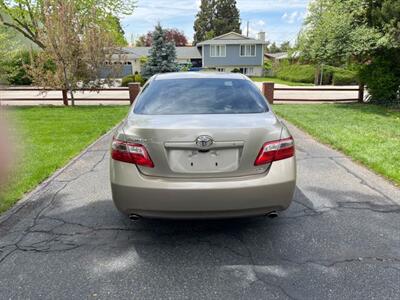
{"left": 195, "top": 135, "right": 214, "bottom": 148}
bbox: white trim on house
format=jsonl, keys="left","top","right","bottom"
{"left": 261, "top": 47, "right": 264, "bottom": 66}
{"left": 201, "top": 46, "right": 204, "bottom": 67}
{"left": 210, "top": 45, "right": 226, "bottom": 57}
{"left": 212, "top": 32, "right": 252, "bottom": 40}
{"left": 239, "top": 44, "right": 256, "bottom": 57}
{"left": 197, "top": 31, "right": 265, "bottom": 46}
{"left": 239, "top": 67, "right": 255, "bottom": 76}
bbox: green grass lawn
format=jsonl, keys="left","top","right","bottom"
{"left": 251, "top": 76, "right": 314, "bottom": 86}
{"left": 0, "top": 106, "right": 129, "bottom": 213}
{"left": 273, "top": 104, "right": 400, "bottom": 185}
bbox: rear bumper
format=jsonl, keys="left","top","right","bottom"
{"left": 110, "top": 157, "right": 296, "bottom": 219}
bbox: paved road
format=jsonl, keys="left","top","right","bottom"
{"left": 0, "top": 123, "right": 399, "bottom": 299}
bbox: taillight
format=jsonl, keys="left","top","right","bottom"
{"left": 254, "top": 137, "right": 295, "bottom": 166}
{"left": 111, "top": 139, "right": 154, "bottom": 168}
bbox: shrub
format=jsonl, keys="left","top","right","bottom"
{"left": 321, "top": 66, "right": 358, "bottom": 85}
{"left": 263, "top": 60, "right": 272, "bottom": 71}
{"left": 274, "top": 62, "right": 358, "bottom": 85}
{"left": 359, "top": 50, "right": 400, "bottom": 106}
{"left": 4, "top": 50, "right": 34, "bottom": 85}
{"left": 332, "top": 68, "right": 358, "bottom": 85}
{"left": 231, "top": 68, "right": 241, "bottom": 73}
{"left": 121, "top": 75, "right": 134, "bottom": 87}
{"left": 275, "top": 62, "right": 315, "bottom": 83}
{"left": 121, "top": 74, "right": 147, "bottom": 87}
{"left": 134, "top": 73, "right": 146, "bottom": 86}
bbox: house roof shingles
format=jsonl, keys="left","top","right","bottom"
{"left": 120, "top": 47, "right": 202, "bottom": 59}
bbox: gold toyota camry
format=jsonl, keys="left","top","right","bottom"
{"left": 110, "top": 72, "right": 296, "bottom": 219}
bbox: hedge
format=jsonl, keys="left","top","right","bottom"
{"left": 327, "top": 66, "right": 358, "bottom": 85}
{"left": 275, "top": 63, "right": 315, "bottom": 83}
{"left": 274, "top": 63, "right": 358, "bottom": 85}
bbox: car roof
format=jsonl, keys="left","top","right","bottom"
{"left": 153, "top": 72, "right": 248, "bottom": 81}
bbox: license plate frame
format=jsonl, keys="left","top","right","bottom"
{"left": 167, "top": 148, "right": 239, "bottom": 173}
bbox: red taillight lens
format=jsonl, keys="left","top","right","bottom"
{"left": 111, "top": 139, "right": 154, "bottom": 168}
{"left": 254, "top": 137, "right": 295, "bottom": 166}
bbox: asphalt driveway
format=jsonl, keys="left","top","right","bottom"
{"left": 0, "top": 123, "right": 399, "bottom": 299}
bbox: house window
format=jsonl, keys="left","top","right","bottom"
{"left": 216, "top": 68, "right": 225, "bottom": 72}
{"left": 240, "top": 45, "right": 256, "bottom": 57}
{"left": 210, "top": 45, "right": 226, "bottom": 57}
{"left": 239, "top": 67, "right": 254, "bottom": 75}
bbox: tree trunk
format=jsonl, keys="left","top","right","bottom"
{"left": 314, "top": 65, "right": 320, "bottom": 85}
{"left": 69, "top": 89, "right": 75, "bottom": 106}
{"left": 319, "top": 64, "right": 324, "bottom": 85}
{"left": 62, "top": 66, "right": 74, "bottom": 106}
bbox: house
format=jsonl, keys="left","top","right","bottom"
{"left": 196, "top": 32, "right": 266, "bottom": 76}
{"left": 264, "top": 52, "right": 288, "bottom": 62}
{"left": 264, "top": 51, "right": 301, "bottom": 63}
{"left": 108, "top": 31, "right": 266, "bottom": 77}
{"left": 109, "top": 46, "right": 202, "bottom": 76}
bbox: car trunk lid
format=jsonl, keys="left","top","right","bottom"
{"left": 122, "top": 113, "right": 282, "bottom": 178}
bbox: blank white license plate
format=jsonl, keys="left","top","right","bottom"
{"left": 168, "top": 149, "right": 239, "bottom": 173}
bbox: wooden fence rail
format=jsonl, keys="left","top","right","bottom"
{"left": 1, "top": 82, "right": 364, "bottom": 105}
{"left": 261, "top": 82, "right": 364, "bottom": 104}
{"left": 0, "top": 83, "right": 140, "bottom": 105}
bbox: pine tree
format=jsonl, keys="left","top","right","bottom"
{"left": 193, "top": 0, "right": 241, "bottom": 44}
{"left": 214, "top": 0, "right": 241, "bottom": 36}
{"left": 142, "top": 24, "right": 177, "bottom": 78}
{"left": 193, "top": 0, "right": 215, "bottom": 44}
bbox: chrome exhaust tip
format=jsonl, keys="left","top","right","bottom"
{"left": 129, "top": 214, "right": 141, "bottom": 221}
{"left": 266, "top": 211, "right": 278, "bottom": 219}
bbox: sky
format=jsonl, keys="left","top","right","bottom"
{"left": 121, "top": 0, "right": 310, "bottom": 45}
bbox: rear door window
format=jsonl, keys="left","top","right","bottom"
{"left": 133, "top": 78, "right": 268, "bottom": 115}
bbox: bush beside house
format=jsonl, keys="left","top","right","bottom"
{"left": 121, "top": 73, "right": 146, "bottom": 87}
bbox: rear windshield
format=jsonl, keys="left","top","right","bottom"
{"left": 133, "top": 78, "right": 268, "bottom": 115}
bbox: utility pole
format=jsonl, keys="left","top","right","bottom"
{"left": 246, "top": 21, "right": 249, "bottom": 37}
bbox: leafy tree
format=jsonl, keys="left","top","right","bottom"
{"left": 26, "top": 0, "right": 120, "bottom": 105}
{"left": 142, "top": 24, "right": 177, "bottom": 78}
{"left": 297, "top": 0, "right": 386, "bottom": 66}
{"left": 135, "top": 35, "right": 147, "bottom": 47}
{"left": 268, "top": 42, "right": 280, "bottom": 53}
{"left": 0, "top": 0, "right": 135, "bottom": 49}
{"left": 107, "top": 15, "right": 128, "bottom": 46}
{"left": 297, "top": 0, "right": 399, "bottom": 104}
{"left": 193, "top": 0, "right": 215, "bottom": 44}
{"left": 136, "top": 28, "right": 188, "bottom": 46}
{"left": 279, "top": 41, "right": 291, "bottom": 52}
{"left": 0, "top": 25, "right": 18, "bottom": 82}
{"left": 214, "top": 0, "right": 241, "bottom": 36}
{"left": 193, "top": 0, "right": 241, "bottom": 44}
{"left": 164, "top": 29, "right": 188, "bottom": 46}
